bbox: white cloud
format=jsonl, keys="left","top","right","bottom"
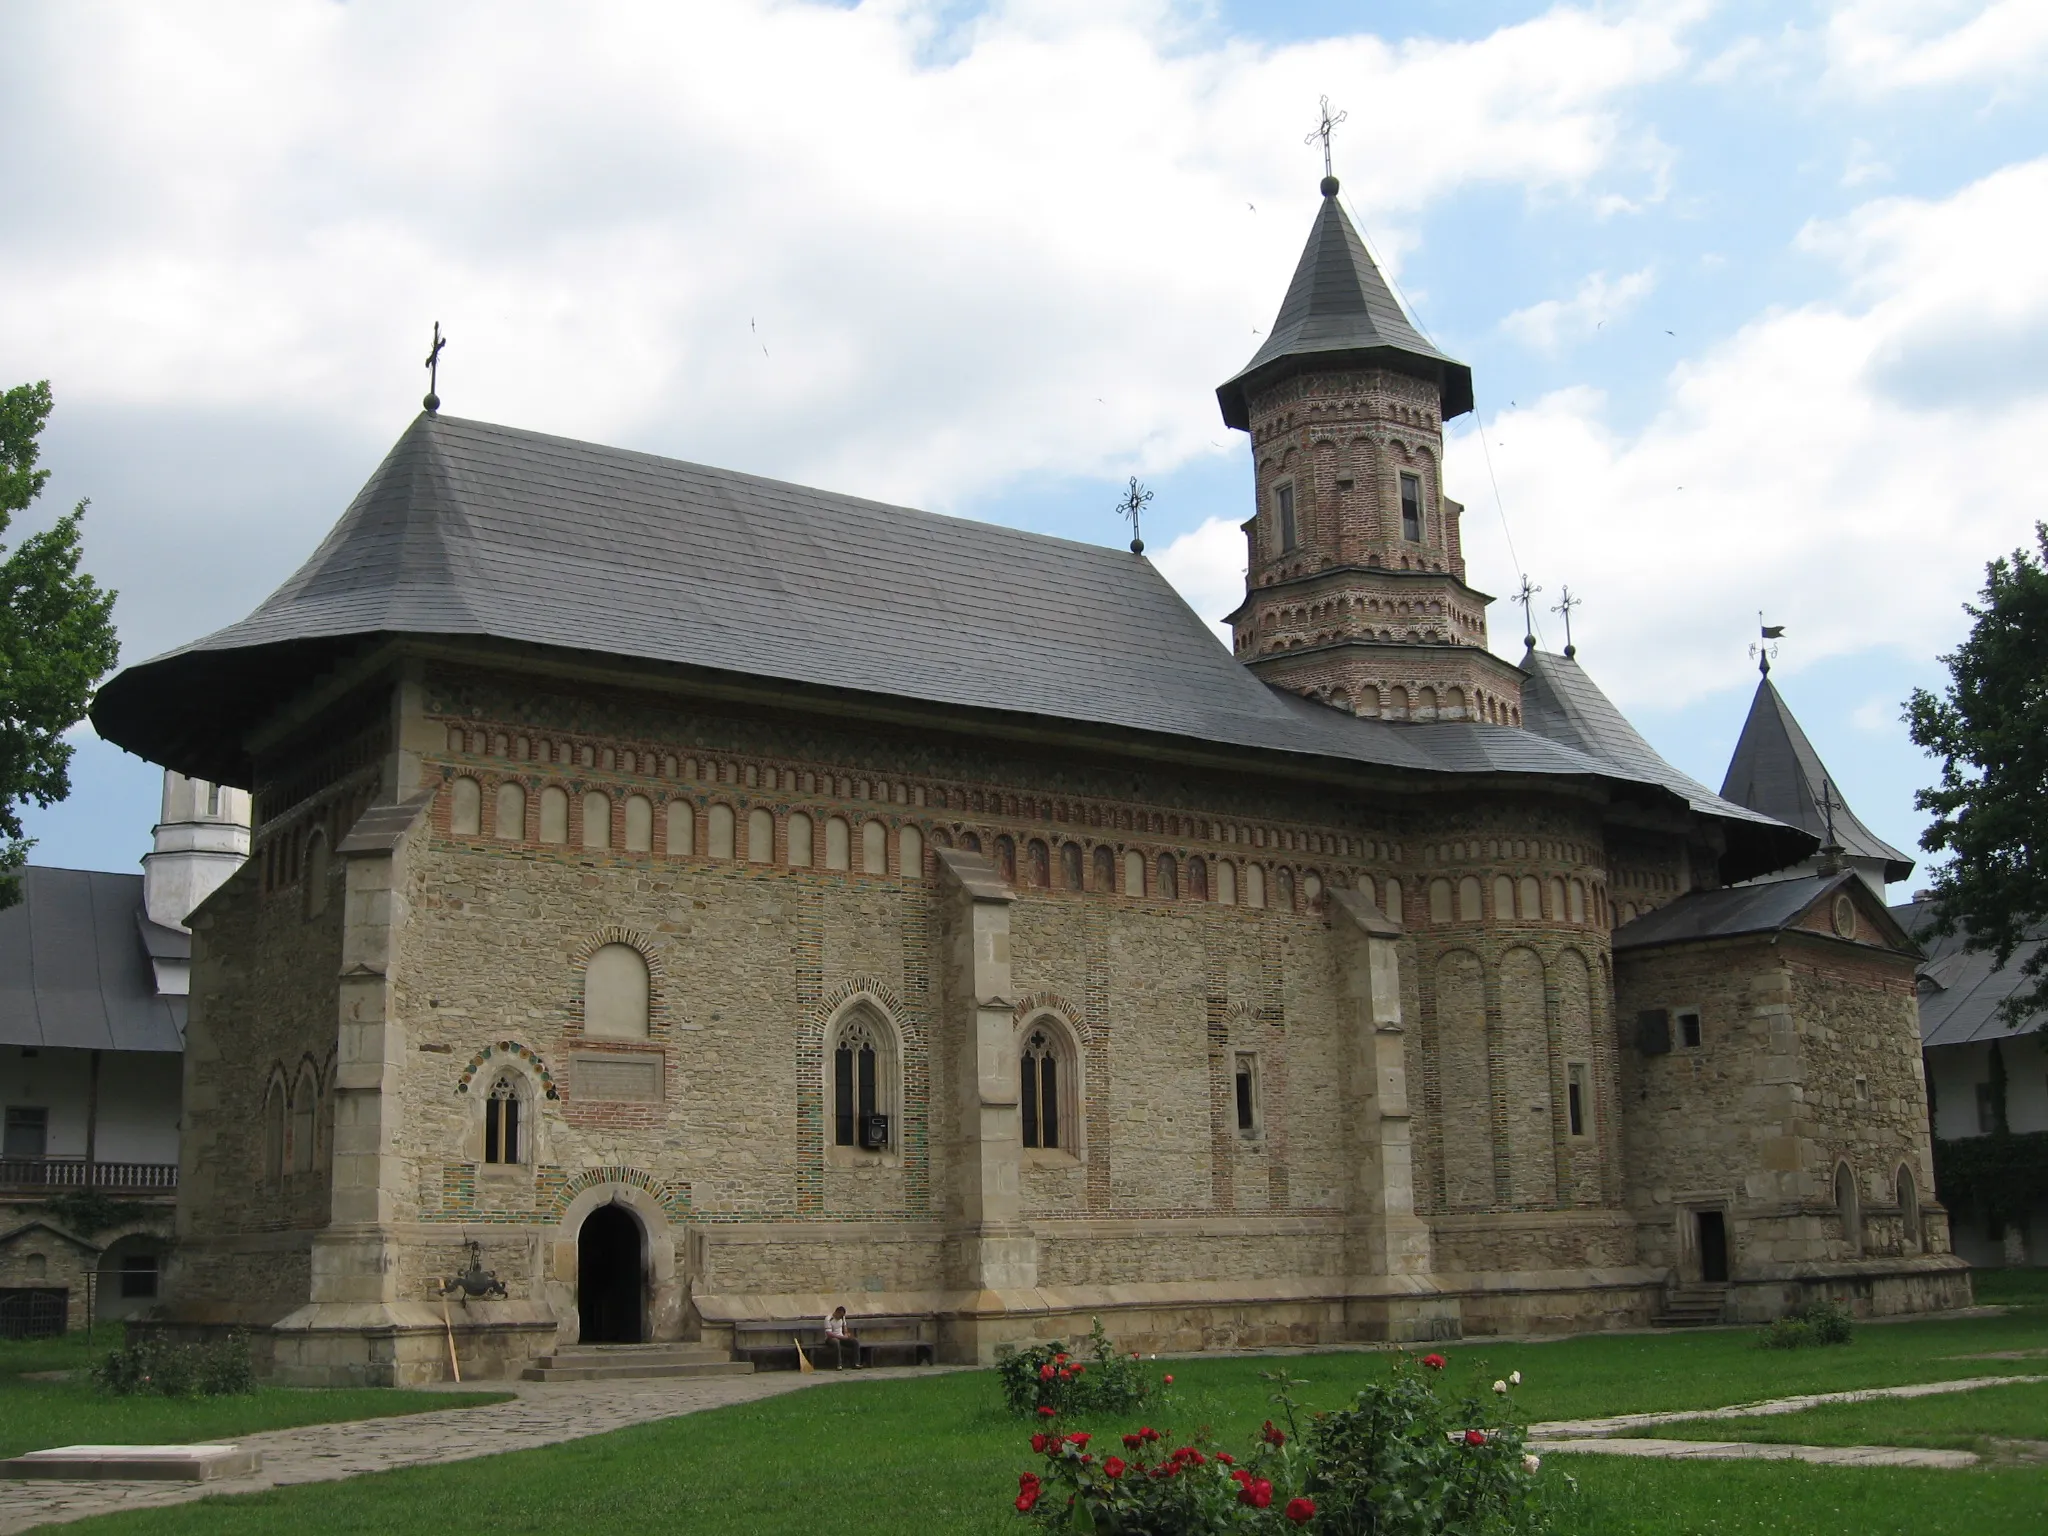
{"left": 1153, "top": 516, "right": 1245, "bottom": 643}
{"left": 0, "top": 0, "right": 1694, "bottom": 525}
{"left": 1852, "top": 697, "right": 1898, "bottom": 731}
{"left": 1824, "top": 0, "right": 2048, "bottom": 93}
{"left": 1500, "top": 268, "right": 1657, "bottom": 351}
{"left": 1841, "top": 138, "right": 1891, "bottom": 187}
{"left": 1443, "top": 157, "right": 2048, "bottom": 711}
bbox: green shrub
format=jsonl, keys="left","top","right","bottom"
{"left": 1758, "top": 1299, "right": 1854, "bottom": 1350}
{"left": 92, "top": 1333, "right": 255, "bottom": 1397}
{"left": 995, "top": 1317, "right": 1155, "bottom": 1419}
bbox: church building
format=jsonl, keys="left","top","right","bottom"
{"left": 90, "top": 176, "right": 1967, "bottom": 1384}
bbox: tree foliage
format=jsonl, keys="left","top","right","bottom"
{"left": 0, "top": 381, "right": 121, "bottom": 908}
{"left": 1908, "top": 523, "right": 2048, "bottom": 1028}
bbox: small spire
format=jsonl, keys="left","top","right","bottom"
{"left": 423, "top": 322, "right": 447, "bottom": 414}
{"left": 1514, "top": 575, "right": 1543, "bottom": 651}
{"left": 1305, "top": 95, "right": 1347, "bottom": 191}
{"left": 1551, "top": 585, "right": 1582, "bottom": 660}
{"left": 1116, "top": 476, "right": 1153, "bottom": 555}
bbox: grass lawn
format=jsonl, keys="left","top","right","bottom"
{"left": 1651, "top": 1378, "right": 2048, "bottom": 1453}
{"left": 31, "top": 1298, "right": 2048, "bottom": 1536}
{"left": 0, "top": 1332, "right": 510, "bottom": 1461}
{"left": 1973, "top": 1268, "right": 2048, "bottom": 1307}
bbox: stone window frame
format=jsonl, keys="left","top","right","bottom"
{"left": 1273, "top": 478, "right": 1299, "bottom": 555}
{"left": 1833, "top": 1159, "right": 1863, "bottom": 1257}
{"left": 288, "top": 1057, "right": 321, "bottom": 1176}
{"left": 1672, "top": 1005, "right": 1704, "bottom": 1050}
{"left": 260, "top": 1068, "right": 288, "bottom": 1187}
{"left": 1233, "top": 1049, "right": 1264, "bottom": 1141}
{"left": 823, "top": 995, "right": 904, "bottom": 1169}
{"left": 568, "top": 929, "right": 667, "bottom": 1042}
{"left": 1565, "top": 1060, "right": 1592, "bottom": 1139}
{"left": 1016, "top": 1008, "right": 1084, "bottom": 1166}
{"left": 468, "top": 1056, "right": 551, "bottom": 1172}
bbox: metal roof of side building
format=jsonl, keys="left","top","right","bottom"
{"left": 1893, "top": 899, "right": 2046, "bottom": 1048}
{"left": 1614, "top": 870, "right": 1914, "bottom": 955}
{"left": 0, "top": 867, "right": 185, "bottom": 1052}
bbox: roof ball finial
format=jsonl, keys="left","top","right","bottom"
{"left": 1320, "top": 174, "right": 1340, "bottom": 198}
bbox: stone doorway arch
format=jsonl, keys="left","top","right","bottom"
{"left": 577, "top": 1203, "right": 646, "bottom": 1344}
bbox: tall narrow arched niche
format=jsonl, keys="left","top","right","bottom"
{"left": 585, "top": 943, "right": 651, "bottom": 1039}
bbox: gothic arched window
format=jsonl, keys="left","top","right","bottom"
{"left": 484, "top": 1075, "right": 524, "bottom": 1165}
{"left": 291, "top": 1064, "right": 318, "bottom": 1174}
{"left": 831, "top": 1010, "right": 897, "bottom": 1153}
{"left": 262, "top": 1078, "right": 286, "bottom": 1186}
{"left": 1020, "top": 1023, "right": 1075, "bottom": 1151}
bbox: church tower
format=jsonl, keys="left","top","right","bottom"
{"left": 1218, "top": 177, "right": 1525, "bottom": 724}
{"left": 142, "top": 771, "right": 250, "bottom": 933}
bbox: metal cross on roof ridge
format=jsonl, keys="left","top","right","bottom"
{"left": 1305, "top": 95, "right": 1347, "bottom": 179}
{"left": 1551, "top": 584, "right": 1582, "bottom": 659}
{"left": 423, "top": 322, "right": 447, "bottom": 415}
{"left": 1819, "top": 777, "right": 1842, "bottom": 853}
{"left": 1117, "top": 476, "right": 1153, "bottom": 555}
{"left": 1514, "top": 574, "right": 1542, "bottom": 650}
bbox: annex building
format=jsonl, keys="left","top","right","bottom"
{"left": 90, "top": 177, "right": 1968, "bottom": 1384}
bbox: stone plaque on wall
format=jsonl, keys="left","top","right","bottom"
{"left": 570, "top": 1051, "right": 664, "bottom": 1102}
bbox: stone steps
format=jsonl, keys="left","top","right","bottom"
{"left": 1654, "top": 1284, "right": 1730, "bottom": 1329}
{"left": 520, "top": 1344, "right": 753, "bottom": 1382}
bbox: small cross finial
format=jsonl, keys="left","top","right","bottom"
{"left": 423, "top": 322, "right": 447, "bottom": 414}
{"left": 1514, "top": 575, "right": 1543, "bottom": 651}
{"left": 1551, "top": 585, "right": 1583, "bottom": 659}
{"left": 1117, "top": 476, "right": 1154, "bottom": 555}
{"left": 1750, "top": 613, "right": 1785, "bottom": 676}
{"left": 1305, "top": 95, "right": 1347, "bottom": 188}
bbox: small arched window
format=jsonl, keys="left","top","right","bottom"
{"left": 1020, "top": 1023, "right": 1075, "bottom": 1151}
{"left": 1123, "top": 849, "right": 1145, "bottom": 896}
{"left": 1493, "top": 874, "right": 1515, "bottom": 919}
{"left": 862, "top": 820, "right": 888, "bottom": 875}
{"left": 1245, "top": 863, "right": 1266, "bottom": 909}
{"left": 994, "top": 835, "right": 1017, "bottom": 883}
{"left": 496, "top": 782, "right": 526, "bottom": 840}
{"left": 749, "top": 808, "right": 775, "bottom": 863}
{"left": 1835, "top": 1162, "right": 1862, "bottom": 1256}
{"left": 1384, "top": 877, "right": 1403, "bottom": 924}
{"left": 1026, "top": 839, "right": 1050, "bottom": 888}
{"left": 1216, "top": 859, "right": 1237, "bottom": 905}
{"left": 485, "top": 1075, "right": 524, "bottom": 1165}
{"left": 291, "top": 1065, "right": 318, "bottom": 1174}
{"left": 1457, "top": 876, "right": 1483, "bottom": 922}
{"left": 585, "top": 943, "right": 651, "bottom": 1039}
{"left": 1547, "top": 877, "right": 1566, "bottom": 923}
{"left": 539, "top": 785, "right": 569, "bottom": 843}
{"left": 899, "top": 824, "right": 924, "bottom": 877}
{"left": 1277, "top": 867, "right": 1295, "bottom": 910}
{"left": 1568, "top": 878, "right": 1587, "bottom": 924}
{"left": 788, "top": 812, "right": 815, "bottom": 867}
{"left": 1093, "top": 845, "right": 1115, "bottom": 892}
{"left": 1157, "top": 853, "right": 1179, "bottom": 900}
{"left": 708, "top": 804, "right": 736, "bottom": 860}
{"left": 1517, "top": 876, "right": 1541, "bottom": 920}
{"left": 624, "top": 794, "right": 653, "bottom": 853}
{"left": 825, "top": 816, "right": 852, "bottom": 870}
{"left": 450, "top": 776, "right": 483, "bottom": 836}
{"left": 583, "top": 793, "right": 612, "bottom": 849}
{"left": 831, "top": 1010, "right": 897, "bottom": 1152}
{"left": 1188, "top": 857, "right": 1208, "bottom": 901}
{"left": 666, "top": 800, "right": 695, "bottom": 856}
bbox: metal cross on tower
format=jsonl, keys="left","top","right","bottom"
{"left": 1117, "top": 477, "right": 1154, "bottom": 555}
{"left": 1551, "top": 585, "right": 1583, "bottom": 659}
{"left": 423, "top": 322, "right": 447, "bottom": 414}
{"left": 1514, "top": 575, "right": 1543, "bottom": 651}
{"left": 1304, "top": 95, "right": 1348, "bottom": 180}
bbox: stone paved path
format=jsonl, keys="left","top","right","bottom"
{"left": 0, "top": 1365, "right": 954, "bottom": 1534}
{"left": 1532, "top": 1373, "right": 2048, "bottom": 1440}
{"left": 1527, "top": 1436, "right": 1978, "bottom": 1469}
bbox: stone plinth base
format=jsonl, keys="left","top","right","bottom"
{"left": 2, "top": 1444, "right": 260, "bottom": 1482}
{"left": 1720, "top": 1254, "right": 1974, "bottom": 1324}
{"left": 137, "top": 1300, "right": 561, "bottom": 1386}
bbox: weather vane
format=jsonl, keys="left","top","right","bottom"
{"left": 1514, "top": 575, "right": 1543, "bottom": 651}
{"left": 1551, "top": 585, "right": 1583, "bottom": 659}
{"left": 1305, "top": 95, "right": 1347, "bottom": 182}
{"left": 1749, "top": 613, "right": 1785, "bottom": 676}
{"left": 1117, "top": 476, "right": 1153, "bottom": 555}
{"left": 423, "top": 322, "right": 447, "bottom": 414}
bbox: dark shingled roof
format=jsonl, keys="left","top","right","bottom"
{"left": 1518, "top": 647, "right": 1807, "bottom": 876}
{"left": 1720, "top": 676, "right": 1914, "bottom": 884}
{"left": 0, "top": 867, "right": 184, "bottom": 1052}
{"left": 1613, "top": 870, "right": 1911, "bottom": 954}
{"left": 1892, "top": 900, "right": 2045, "bottom": 1047}
{"left": 1216, "top": 182, "right": 1474, "bottom": 429}
{"left": 90, "top": 414, "right": 1803, "bottom": 879}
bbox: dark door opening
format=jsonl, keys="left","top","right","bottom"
{"left": 1697, "top": 1210, "right": 1729, "bottom": 1283}
{"left": 577, "top": 1204, "right": 644, "bottom": 1343}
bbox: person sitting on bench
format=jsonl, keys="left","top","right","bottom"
{"left": 824, "top": 1305, "right": 859, "bottom": 1369}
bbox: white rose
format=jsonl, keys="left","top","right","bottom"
{"left": 1510, "top": 1371, "right": 1522, "bottom": 1385}
{"left": 1492, "top": 1380, "right": 1507, "bottom": 1394}
{"left": 1522, "top": 1454, "right": 1541, "bottom": 1474}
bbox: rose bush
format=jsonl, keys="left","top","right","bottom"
{"left": 1009, "top": 1355, "right": 1561, "bottom": 1534}
{"left": 996, "top": 1317, "right": 1158, "bottom": 1418}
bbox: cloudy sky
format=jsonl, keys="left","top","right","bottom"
{"left": 8, "top": 0, "right": 2046, "bottom": 892}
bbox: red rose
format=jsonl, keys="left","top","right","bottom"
{"left": 1163, "top": 1374, "right": 1174, "bottom": 1385}
{"left": 1019, "top": 1473, "right": 1041, "bottom": 1492}
{"left": 1037, "top": 1406, "right": 1056, "bottom": 1418}
{"left": 1239, "top": 1478, "right": 1273, "bottom": 1509}
{"left": 1122, "top": 1433, "right": 1143, "bottom": 1450}
{"left": 1421, "top": 1354, "right": 1447, "bottom": 1371}
{"left": 1040, "top": 1364, "right": 1056, "bottom": 1381}
{"left": 1104, "top": 1456, "right": 1126, "bottom": 1479}
{"left": 1285, "top": 1496, "right": 1317, "bottom": 1524}
{"left": 1262, "top": 1419, "right": 1286, "bottom": 1446}
{"left": 1055, "top": 1353, "right": 1068, "bottom": 1363}
{"left": 1015, "top": 1491, "right": 1037, "bottom": 1513}
{"left": 1141, "top": 1427, "right": 1162, "bottom": 1443}
{"left": 1230, "top": 1468, "right": 1251, "bottom": 1485}
{"left": 1066, "top": 1432, "right": 1091, "bottom": 1448}
{"left": 1072, "top": 1364, "right": 1085, "bottom": 1374}
{"left": 1030, "top": 1433, "right": 1051, "bottom": 1454}
{"left": 1464, "top": 1430, "right": 1487, "bottom": 1447}
{"left": 1215, "top": 1452, "right": 1234, "bottom": 1465}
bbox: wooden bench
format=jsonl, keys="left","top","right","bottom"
{"left": 731, "top": 1315, "right": 937, "bottom": 1370}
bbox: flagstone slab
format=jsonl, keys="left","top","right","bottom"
{"left": 1, "top": 1446, "right": 260, "bottom": 1483}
